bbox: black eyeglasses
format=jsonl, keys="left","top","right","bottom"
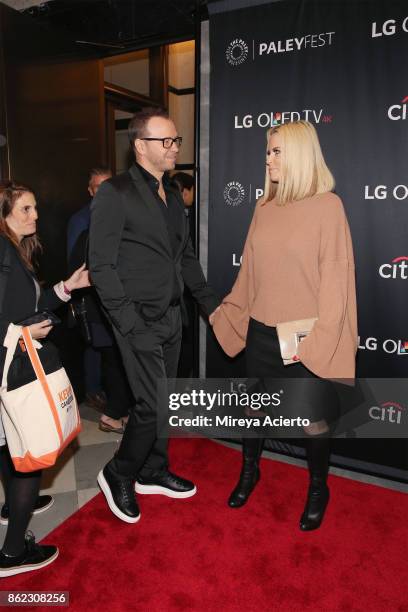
{"left": 140, "top": 137, "right": 183, "bottom": 149}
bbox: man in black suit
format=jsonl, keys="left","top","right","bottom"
{"left": 89, "top": 107, "right": 220, "bottom": 523}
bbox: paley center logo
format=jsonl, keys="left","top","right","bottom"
{"left": 226, "top": 31, "right": 335, "bottom": 66}
{"left": 379, "top": 256, "right": 408, "bottom": 279}
{"left": 388, "top": 96, "right": 408, "bottom": 120}
{"left": 359, "top": 336, "right": 408, "bottom": 355}
{"left": 225, "top": 39, "right": 249, "bottom": 66}
{"left": 258, "top": 31, "right": 335, "bottom": 55}
{"left": 369, "top": 401, "right": 405, "bottom": 425}
{"left": 224, "top": 181, "right": 246, "bottom": 207}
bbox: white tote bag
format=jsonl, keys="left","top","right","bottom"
{"left": 0, "top": 325, "right": 81, "bottom": 472}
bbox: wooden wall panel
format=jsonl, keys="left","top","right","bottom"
{"left": 0, "top": 5, "right": 104, "bottom": 282}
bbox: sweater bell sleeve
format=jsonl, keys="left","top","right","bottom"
{"left": 297, "top": 195, "right": 357, "bottom": 379}
{"left": 212, "top": 206, "right": 257, "bottom": 357}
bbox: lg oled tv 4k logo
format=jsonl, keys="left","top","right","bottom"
{"left": 399, "top": 341, "right": 408, "bottom": 354}
{"left": 365, "top": 185, "right": 408, "bottom": 200}
{"left": 371, "top": 16, "right": 408, "bottom": 38}
{"left": 224, "top": 181, "right": 245, "bottom": 207}
{"left": 388, "top": 96, "right": 408, "bottom": 120}
{"left": 225, "top": 39, "right": 249, "bottom": 66}
{"left": 379, "top": 256, "right": 408, "bottom": 279}
{"left": 232, "top": 253, "right": 242, "bottom": 267}
{"left": 234, "top": 108, "right": 333, "bottom": 129}
{"left": 359, "top": 337, "right": 408, "bottom": 355}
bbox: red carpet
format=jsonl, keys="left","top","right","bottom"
{"left": 2, "top": 438, "right": 407, "bottom": 611}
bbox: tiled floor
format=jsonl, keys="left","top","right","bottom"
{"left": 0, "top": 402, "right": 123, "bottom": 544}
{"left": 1, "top": 403, "right": 406, "bottom": 546}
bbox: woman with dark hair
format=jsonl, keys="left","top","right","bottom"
{"left": 211, "top": 121, "right": 357, "bottom": 531}
{"left": 0, "top": 181, "right": 89, "bottom": 576}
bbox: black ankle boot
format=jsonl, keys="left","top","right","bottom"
{"left": 300, "top": 435, "right": 330, "bottom": 531}
{"left": 228, "top": 438, "right": 264, "bottom": 508}
{"left": 300, "top": 479, "right": 330, "bottom": 531}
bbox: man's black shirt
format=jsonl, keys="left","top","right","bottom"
{"left": 136, "top": 163, "right": 182, "bottom": 303}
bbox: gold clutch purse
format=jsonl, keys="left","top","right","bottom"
{"left": 276, "top": 318, "right": 317, "bottom": 365}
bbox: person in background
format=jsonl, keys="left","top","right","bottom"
{"left": 172, "top": 171, "right": 194, "bottom": 206}
{"left": 172, "top": 171, "right": 196, "bottom": 378}
{"left": 211, "top": 121, "right": 357, "bottom": 531}
{"left": 0, "top": 181, "right": 89, "bottom": 576}
{"left": 67, "top": 168, "right": 132, "bottom": 433}
{"left": 172, "top": 171, "right": 195, "bottom": 247}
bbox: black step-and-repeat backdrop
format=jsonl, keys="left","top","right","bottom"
{"left": 206, "top": 0, "right": 408, "bottom": 476}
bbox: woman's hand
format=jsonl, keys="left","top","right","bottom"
{"left": 209, "top": 305, "right": 221, "bottom": 326}
{"left": 28, "top": 320, "right": 53, "bottom": 339}
{"left": 64, "top": 263, "right": 91, "bottom": 292}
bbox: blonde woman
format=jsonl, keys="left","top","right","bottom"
{"left": 211, "top": 121, "right": 357, "bottom": 530}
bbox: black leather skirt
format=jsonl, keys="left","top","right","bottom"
{"left": 245, "top": 318, "right": 339, "bottom": 426}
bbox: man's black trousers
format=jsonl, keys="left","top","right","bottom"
{"left": 109, "top": 305, "right": 182, "bottom": 479}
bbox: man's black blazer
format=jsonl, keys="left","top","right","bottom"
{"left": 88, "top": 164, "right": 219, "bottom": 337}
{"left": 0, "top": 235, "right": 64, "bottom": 373}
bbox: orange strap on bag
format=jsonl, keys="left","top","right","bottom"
{"left": 0, "top": 325, "right": 81, "bottom": 472}
{"left": 21, "top": 327, "right": 64, "bottom": 445}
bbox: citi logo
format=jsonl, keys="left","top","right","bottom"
{"left": 369, "top": 401, "right": 405, "bottom": 425}
{"left": 371, "top": 16, "right": 408, "bottom": 38}
{"left": 225, "top": 39, "right": 249, "bottom": 66}
{"left": 365, "top": 185, "right": 408, "bottom": 200}
{"left": 379, "top": 256, "right": 408, "bottom": 279}
{"left": 224, "top": 182, "right": 245, "bottom": 207}
{"left": 388, "top": 96, "right": 408, "bottom": 120}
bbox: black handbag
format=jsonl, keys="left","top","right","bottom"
{"left": 18, "top": 310, "right": 61, "bottom": 327}
{"left": 68, "top": 297, "right": 93, "bottom": 345}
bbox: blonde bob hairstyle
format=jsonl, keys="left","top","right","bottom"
{"left": 262, "top": 120, "right": 335, "bottom": 206}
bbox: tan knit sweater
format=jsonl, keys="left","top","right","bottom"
{"left": 212, "top": 192, "right": 358, "bottom": 379}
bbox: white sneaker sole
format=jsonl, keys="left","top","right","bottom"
{"left": 97, "top": 470, "right": 141, "bottom": 524}
{"left": 0, "top": 498, "right": 55, "bottom": 526}
{"left": 0, "top": 548, "right": 59, "bottom": 578}
{"left": 135, "top": 483, "right": 197, "bottom": 498}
